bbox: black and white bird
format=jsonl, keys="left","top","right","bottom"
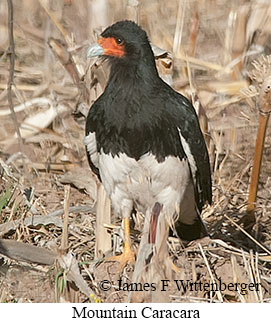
{"left": 85, "top": 20, "right": 212, "bottom": 276}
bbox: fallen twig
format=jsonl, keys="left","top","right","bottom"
{"left": 0, "top": 205, "right": 95, "bottom": 237}
{"left": 0, "top": 238, "right": 57, "bottom": 265}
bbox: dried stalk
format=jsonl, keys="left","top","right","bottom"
{"left": 39, "top": 0, "right": 86, "bottom": 93}
{"left": 61, "top": 185, "right": 70, "bottom": 252}
{"left": 48, "top": 37, "right": 89, "bottom": 102}
{"left": 176, "top": 53, "right": 225, "bottom": 72}
{"left": 246, "top": 75, "right": 271, "bottom": 223}
{"left": 247, "top": 112, "right": 270, "bottom": 213}
{"left": 48, "top": 37, "right": 81, "bottom": 85}
{"left": 95, "top": 183, "right": 111, "bottom": 258}
{"left": 231, "top": 5, "right": 249, "bottom": 78}
{"left": 38, "top": 0, "right": 69, "bottom": 43}
{"left": 7, "top": 0, "right": 24, "bottom": 153}
{"left": 173, "top": 0, "right": 186, "bottom": 55}
{"left": 188, "top": 6, "right": 199, "bottom": 58}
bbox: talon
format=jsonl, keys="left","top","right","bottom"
{"left": 106, "top": 244, "right": 135, "bottom": 271}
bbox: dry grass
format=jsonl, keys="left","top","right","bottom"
{"left": 0, "top": 0, "right": 271, "bottom": 303}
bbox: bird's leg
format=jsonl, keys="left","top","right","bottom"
{"left": 106, "top": 217, "right": 135, "bottom": 271}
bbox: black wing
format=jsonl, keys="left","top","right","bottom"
{"left": 170, "top": 92, "right": 212, "bottom": 212}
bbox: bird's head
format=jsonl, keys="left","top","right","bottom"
{"left": 86, "top": 20, "right": 152, "bottom": 64}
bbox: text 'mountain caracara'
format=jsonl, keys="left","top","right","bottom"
{"left": 85, "top": 20, "right": 212, "bottom": 274}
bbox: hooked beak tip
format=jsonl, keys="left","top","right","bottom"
{"left": 86, "top": 42, "right": 104, "bottom": 58}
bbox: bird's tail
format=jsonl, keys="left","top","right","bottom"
{"left": 172, "top": 180, "right": 208, "bottom": 241}
{"left": 174, "top": 214, "right": 208, "bottom": 242}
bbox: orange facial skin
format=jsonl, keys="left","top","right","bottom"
{"left": 98, "top": 37, "right": 125, "bottom": 57}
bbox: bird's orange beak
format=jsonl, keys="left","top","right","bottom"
{"left": 86, "top": 37, "right": 125, "bottom": 58}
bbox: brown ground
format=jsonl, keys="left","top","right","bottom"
{"left": 0, "top": 0, "right": 271, "bottom": 303}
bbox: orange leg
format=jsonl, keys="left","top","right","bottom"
{"left": 106, "top": 217, "right": 135, "bottom": 271}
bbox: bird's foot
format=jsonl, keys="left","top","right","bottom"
{"left": 106, "top": 245, "right": 136, "bottom": 272}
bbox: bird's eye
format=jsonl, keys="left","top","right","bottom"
{"left": 116, "top": 37, "right": 124, "bottom": 45}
